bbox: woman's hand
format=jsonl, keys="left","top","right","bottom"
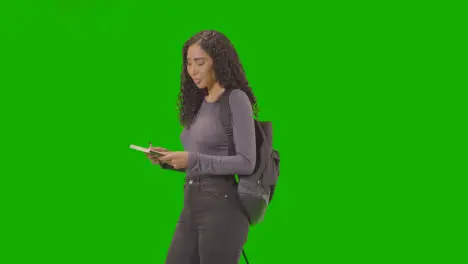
{"left": 146, "top": 143, "right": 170, "bottom": 165}
{"left": 158, "top": 151, "right": 189, "bottom": 169}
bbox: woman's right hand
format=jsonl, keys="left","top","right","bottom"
{"left": 146, "top": 143, "right": 170, "bottom": 165}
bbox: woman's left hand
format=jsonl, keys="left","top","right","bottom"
{"left": 158, "top": 151, "right": 189, "bottom": 169}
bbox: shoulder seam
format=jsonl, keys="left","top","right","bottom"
{"left": 228, "top": 88, "right": 247, "bottom": 102}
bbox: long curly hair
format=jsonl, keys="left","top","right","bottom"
{"left": 177, "top": 30, "right": 259, "bottom": 128}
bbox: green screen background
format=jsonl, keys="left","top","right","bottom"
{"left": 1, "top": 1, "right": 465, "bottom": 264}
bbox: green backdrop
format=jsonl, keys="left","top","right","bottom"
{"left": 1, "top": 1, "right": 464, "bottom": 264}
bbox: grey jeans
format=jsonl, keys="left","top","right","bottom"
{"left": 165, "top": 175, "right": 250, "bottom": 264}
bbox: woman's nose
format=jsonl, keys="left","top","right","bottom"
{"left": 189, "top": 68, "right": 199, "bottom": 76}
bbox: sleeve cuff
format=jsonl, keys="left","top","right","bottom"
{"left": 187, "top": 152, "right": 198, "bottom": 172}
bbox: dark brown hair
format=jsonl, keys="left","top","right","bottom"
{"left": 178, "top": 30, "right": 259, "bottom": 128}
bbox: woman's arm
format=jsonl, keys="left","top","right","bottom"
{"left": 187, "top": 89, "right": 256, "bottom": 175}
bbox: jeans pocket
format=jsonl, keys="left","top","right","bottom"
{"left": 200, "top": 182, "right": 232, "bottom": 199}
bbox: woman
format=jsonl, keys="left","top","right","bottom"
{"left": 146, "top": 30, "right": 258, "bottom": 264}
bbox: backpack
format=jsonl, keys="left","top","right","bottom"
{"left": 219, "top": 89, "right": 281, "bottom": 226}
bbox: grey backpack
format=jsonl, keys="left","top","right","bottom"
{"left": 219, "top": 89, "right": 281, "bottom": 226}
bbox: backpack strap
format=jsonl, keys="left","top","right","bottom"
{"left": 219, "top": 89, "right": 235, "bottom": 156}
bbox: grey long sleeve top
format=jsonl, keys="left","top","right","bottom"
{"left": 161, "top": 89, "right": 256, "bottom": 177}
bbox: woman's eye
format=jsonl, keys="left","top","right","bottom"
{"left": 187, "top": 62, "right": 204, "bottom": 67}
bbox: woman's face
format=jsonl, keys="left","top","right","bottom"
{"left": 186, "top": 44, "right": 216, "bottom": 89}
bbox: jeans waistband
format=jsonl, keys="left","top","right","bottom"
{"left": 185, "top": 175, "right": 236, "bottom": 183}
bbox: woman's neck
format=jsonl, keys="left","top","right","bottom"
{"left": 205, "top": 83, "right": 225, "bottom": 102}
